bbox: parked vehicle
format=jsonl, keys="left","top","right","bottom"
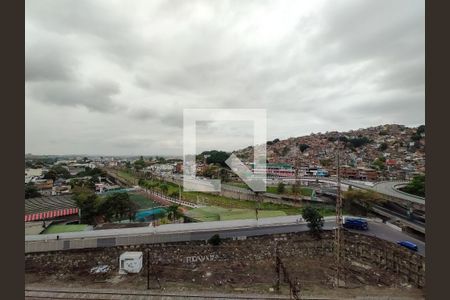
{"left": 343, "top": 217, "right": 368, "bottom": 230}
{"left": 397, "top": 241, "right": 418, "bottom": 251}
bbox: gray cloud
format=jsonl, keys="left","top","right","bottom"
{"left": 28, "top": 80, "right": 122, "bottom": 113}
{"left": 25, "top": 0, "right": 424, "bottom": 155}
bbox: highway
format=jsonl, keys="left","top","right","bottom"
{"left": 371, "top": 181, "right": 425, "bottom": 205}
{"left": 25, "top": 215, "right": 425, "bottom": 256}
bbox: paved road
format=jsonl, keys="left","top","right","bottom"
{"left": 25, "top": 215, "right": 425, "bottom": 256}
{"left": 371, "top": 181, "right": 425, "bottom": 205}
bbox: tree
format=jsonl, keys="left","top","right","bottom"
{"left": 25, "top": 183, "right": 41, "bottom": 199}
{"left": 200, "top": 150, "right": 230, "bottom": 167}
{"left": 166, "top": 204, "right": 181, "bottom": 221}
{"left": 72, "top": 187, "right": 100, "bottom": 224}
{"left": 97, "top": 192, "right": 137, "bottom": 222}
{"left": 378, "top": 142, "right": 388, "bottom": 151}
{"left": 291, "top": 184, "right": 299, "bottom": 195}
{"left": 416, "top": 125, "right": 425, "bottom": 135}
{"left": 44, "top": 165, "right": 71, "bottom": 180}
{"left": 343, "top": 189, "right": 384, "bottom": 215}
{"left": 133, "top": 157, "right": 146, "bottom": 171}
{"left": 159, "top": 183, "right": 169, "bottom": 194}
{"left": 302, "top": 206, "right": 324, "bottom": 236}
{"left": 348, "top": 137, "right": 371, "bottom": 148}
{"left": 372, "top": 158, "right": 386, "bottom": 171}
{"left": 208, "top": 234, "right": 222, "bottom": 246}
{"left": 299, "top": 144, "right": 310, "bottom": 153}
{"left": 401, "top": 175, "right": 425, "bottom": 197}
{"left": 277, "top": 182, "right": 285, "bottom": 194}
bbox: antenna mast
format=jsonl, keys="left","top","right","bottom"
{"left": 335, "top": 138, "right": 344, "bottom": 287}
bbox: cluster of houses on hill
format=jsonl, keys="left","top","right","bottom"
{"left": 235, "top": 124, "right": 425, "bottom": 181}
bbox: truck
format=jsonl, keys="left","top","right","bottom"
{"left": 343, "top": 217, "right": 369, "bottom": 231}
{"left": 397, "top": 241, "right": 418, "bottom": 252}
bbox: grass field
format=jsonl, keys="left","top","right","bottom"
{"left": 185, "top": 206, "right": 286, "bottom": 222}
{"left": 266, "top": 185, "right": 314, "bottom": 196}
{"left": 226, "top": 181, "right": 314, "bottom": 196}
{"left": 117, "top": 171, "right": 138, "bottom": 184}
{"left": 130, "top": 176, "right": 334, "bottom": 217}
{"left": 42, "top": 224, "right": 88, "bottom": 234}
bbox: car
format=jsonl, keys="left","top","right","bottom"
{"left": 397, "top": 241, "right": 418, "bottom": 251}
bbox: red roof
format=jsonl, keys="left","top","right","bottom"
{"left": 24, "top": 207, "right": 79, "bottom": 222}
{"left": 386, "top": 159, "right": 397, "bottom": 165}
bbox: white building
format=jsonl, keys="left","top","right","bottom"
{"left": 25, "top": 168, "right": 43, "bottom": 183}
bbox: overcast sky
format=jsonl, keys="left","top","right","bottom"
{"left": 25, "top": 0, "right": 424, "bottom": 156}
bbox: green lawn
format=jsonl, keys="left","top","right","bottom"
{"left": 117, "top": 171, "right": 138, "bottom": 184}
{"left": 127, "top": 173, "right": 332, "bottom": 217}
{"left": 224, "top": 182, "right": 313, "bottom": 197}
{"left": 266, "top": 185, "right": 314, "bottom": 196}
{"left": 42, "top": 224, "right": 88, "bottom": 234}
{"left": 185, "top": 206, "right": 287, "bottom": 222}
{"left": 182, "top": 191, "right": 301, "bottom": 215}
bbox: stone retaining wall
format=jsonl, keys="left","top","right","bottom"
{"left": 25, "top": 231, "right": 424, "bottom": 288}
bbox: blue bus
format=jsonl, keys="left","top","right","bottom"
{"left": 397, "top": 241, "right": 418, "bottom": 252}
{"left": 343, "top": 217, "right": 368, "bottom": 230}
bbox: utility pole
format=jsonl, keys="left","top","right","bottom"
{"left": 294, "top": 145, "right": 302, "bottom": 204}
{"left": 255, "top": 191, "right": 260, "bottom": 221}
{"left": 335, "top": 140, "right": 344, "bottom": 288}
{"left": 146, "top": 248, "right": 150, "bottom": 290}
{"left": 275, "top": 243, "right": 281, "bottom": 293}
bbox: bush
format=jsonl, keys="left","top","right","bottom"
{"left": 277, "top": 182, "right": 286, "bottom": 194}
{"left": 208, "top": 234, "right": 221, "bottom": 246}
{"left": 302, "top": 206, "right": 324, "bottom": 236}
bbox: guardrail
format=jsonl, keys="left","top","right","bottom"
{"left": 143, "top": 189, "right": 200, "bottom": 208}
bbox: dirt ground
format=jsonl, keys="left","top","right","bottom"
{"left": 25, "top": 255, "right": 425, "bottom": 299}
{"left": 25, "top": 273, "right": 424, "bottom": 299}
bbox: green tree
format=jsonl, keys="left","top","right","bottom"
{"left": 348, "top": 137, "right": 371, "bottom": 148}
{"left": 166, "top": 204, "right": 181, "bottom": 221}
{"left": 291, "top": 184, "right": 299, "bottom": 195}
{"left": 44, "top": 165, "right": 71, "bottom": 180}
{"left": 343, "top": 189, "right": 384, "bottom": 215}
{"left": 97, "top": 192, "right": 137, "bottom": 222}
{"left": 378, "top": 142, "right": 388, "bottom": 151}
{"left": 372, "top": 158, "right": 386, "bottom": 171}
{"left": 72, "top": 187, "right": 100, "bottom": 224}
{"left": 401, "top": 175, "right": 425, "bottom": 197}
{"left": 159, "top": 183, "right": 169, "bottom": 194}
{"left": 25, "top": 183, "right": 41, "bottom": 199}
{"left": 416, "top": 125, "right": 425, "bottom": 135}
{"left": 302, "top": 206, "right": 324, "bottom": 236}
{"left": 277, "top": 182, "right": 285, "bottom": 194}
{"left": 133, "top": 157, "right": 146, "bottom": 171}
{"left": 299, "top": 144, "right": 310, "bottom": 153}
{"left": 208, "top": 234, "right": 222, "bottom": 246}
{"left": 200, "top": 150, "right": 230, "bottom": 167}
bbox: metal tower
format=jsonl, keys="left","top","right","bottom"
{"left": 335, "top": 143, "right": 344, "bottom": 287}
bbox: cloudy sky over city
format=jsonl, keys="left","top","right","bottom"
{"left": 25, "top": 0, "right": 424, "bottom": 156}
